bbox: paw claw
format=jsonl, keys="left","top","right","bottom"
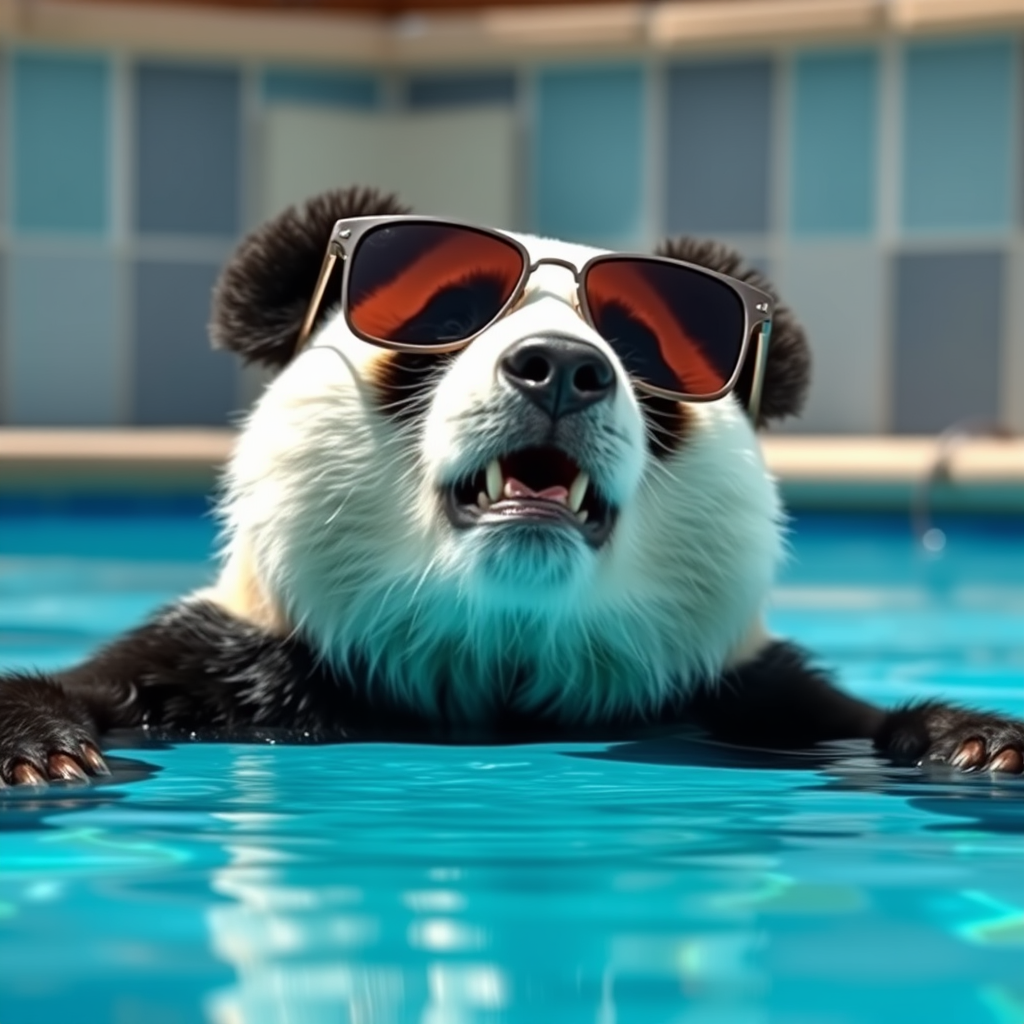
{"left": 988, "top": 747, "right": 1024, "bottom": 774}
{"left": 48, "top": 752, "right": 89, "bottom": 783}
{"left": 11, "top": 762, "right": 48, "bottom": 786}
{"left": 80, "top": 742, "right": 110, "bottom": 776}
{"left": 949, "top": 737, "right": 986, "bottom": 770}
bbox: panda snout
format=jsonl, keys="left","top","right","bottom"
{"left": 499, "top": 336, "right": 615, "bottom": 421}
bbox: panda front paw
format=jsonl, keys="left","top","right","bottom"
{"left": 0, "top": 675, "right": 109, "bottom": 786}
{"left": 877, "top": 701, "right": 1024, "bottom": 774}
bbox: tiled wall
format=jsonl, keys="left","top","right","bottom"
{"left": 2, "top": 38, "right": 1023, "bottom": 433}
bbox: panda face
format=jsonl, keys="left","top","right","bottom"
{"left": 419, "top": 241, "right": 645, "bottom": 592}
{"left": 211, "top": 195, "right": 804, "bottom": 723}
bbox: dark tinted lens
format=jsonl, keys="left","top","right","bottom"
{"left": 348, "top": 223, "right": 524, "bottom": 345}
{"left": 584, "top": 259, "right": 746, "bottom": 397}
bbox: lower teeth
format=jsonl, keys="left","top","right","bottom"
{"left": 470, "top": 489, "right": 592, "bottom": 525}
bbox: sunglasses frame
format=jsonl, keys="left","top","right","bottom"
{"left": 294, "top": 215, "right": 776, "bottom": 421}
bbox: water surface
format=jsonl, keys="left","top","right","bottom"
{"left": 1, "top": 508, "right": 1022, "bottom": 1024}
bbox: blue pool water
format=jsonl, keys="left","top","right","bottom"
{"left": 1, "top": 506, "right": 1022, "bottom": 1024}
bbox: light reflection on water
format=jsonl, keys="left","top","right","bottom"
{"left": 1, "top": 513, "right": 1023, "bottom": 1024}
{"left": 198, "top": 748, "right": 779, "bottom": 1024}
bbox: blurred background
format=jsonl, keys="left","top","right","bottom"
{"left": 0, "top": 0, "right": 1022, "bottom": 436}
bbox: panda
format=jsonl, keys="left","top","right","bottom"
{"left": 1, "top": 186, "right": 1021, "bottom": 787}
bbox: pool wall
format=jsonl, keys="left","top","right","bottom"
{"left": 3, "top": 5, "right": 1024, "bottom": 437}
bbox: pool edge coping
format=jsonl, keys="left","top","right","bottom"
{"left": 2, "top": 429, "right": 1023, "bottom": 510}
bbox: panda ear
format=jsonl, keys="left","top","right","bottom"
{"left": 210, "top": 187, "right": 411, "bottom": 369}
{"left": 654, "top": 236, "right": 811, "bottom": 427}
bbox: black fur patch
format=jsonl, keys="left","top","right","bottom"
{"left": 4, "top": 606, "right": 1022, "bottom": 784}
{"left": 688, "top": 640, "right": 884, "bottom": 748}
{"left": 655, "top": 237, "right": 810, "bottom": 426}
{"left": 636, "top": 391, "right": 692, "bottom": 459}
{"left": 211, "top": 187, "right": 411, "bottom": 370}
{"left": 369, "top": 349, "right": 452, "bottom": 424}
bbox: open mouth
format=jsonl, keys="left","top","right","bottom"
{"left": 445, "top": 445, "right": 617, "bottom": 546}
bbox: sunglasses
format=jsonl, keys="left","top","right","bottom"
{"left": 295, "top": 216, "right": 775, "bottom": 419}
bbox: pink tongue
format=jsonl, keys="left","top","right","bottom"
{"left": 504, "top": 477, "right": 569, "bottom": 505}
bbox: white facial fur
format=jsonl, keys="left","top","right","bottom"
{"left": 214, "top": 232, "right": 784, "bottom": 723}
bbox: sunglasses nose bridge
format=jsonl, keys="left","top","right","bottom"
{"left": 516, "top": 256, "right": 585, "bottom": 315}
{"left": 523, "top": 257, "right": 582, "bottom": 292}
{"left": 526, "top": 256, "right": 581, "bottom": 276}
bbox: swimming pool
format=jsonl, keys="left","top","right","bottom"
{"left": 1, "top": 504, "right": 1022, "bottom": 1024}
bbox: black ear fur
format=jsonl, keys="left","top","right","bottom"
{"left": 655, "top": 237, "right": 810, "bottom": 426}
{"left": 210, "top": 187, "right": 411, "bottom": 369}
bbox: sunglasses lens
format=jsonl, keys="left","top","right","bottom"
{"left": 348, "top": 223, "right": 525, "bottom": 345}
{"left": 584, "top": 259, "right": 747, "bottom": 397}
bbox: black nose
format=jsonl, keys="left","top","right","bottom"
{"left": 499, "top": 337, "right": 615, "bottom": 419}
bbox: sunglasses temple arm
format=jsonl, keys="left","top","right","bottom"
{"left": 294, "top": 245, "right": 342, "bottom": 357}
{"left": 746, "top": 320, "right": 772, "bottom": 426}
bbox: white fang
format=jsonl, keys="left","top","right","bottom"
{"left": 568, "top": 471, "right": 589, "bottom": 513}
{"left": 486, "top": 460, "right": 503, "bottom": 502}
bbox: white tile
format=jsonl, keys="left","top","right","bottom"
{"left": 7, "top": 251, "right": 121, "bottom": 425}
{"left": 1002, "top": 247, "right": 1024, "bottom": 432}
{"left": 775, "top": 242, "right": 887, "bottom": 433}
{"left": 260, "top": 105, "right": 517, "bottom": 229}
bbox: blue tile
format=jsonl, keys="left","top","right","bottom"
{"left": 135, "top": 64, "right": 242, "bottom": 236}
{"left": 534, "top": 65, "right": 645, "bottom": 244}
{"left": 902, "top": 39, "right": 1013, "bottom": 232}
{"left": 790, "top": 50, "right": 878, "bottom": 236}
{"left": 405, "top": 71, "right": 516, "bottom": 109}
{"left": 11, "top": 52, "right": 110, "bottom": 235}
{"left": 666, "top": 59, "right": 774, "bottom": 235}
{"left": 892, "top": 251, "right": 1003, "bottom": 432}
{"left": 262, "top": 68, "right": 379, "bottom": 109}
{"left": 133, "top": 259, "right": 239, "bottom": 425}
{"left": 7, "top": 253, "right": 120, "bottom": 425}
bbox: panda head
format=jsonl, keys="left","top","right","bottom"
{"left": 209, "top": 188, "right": 810, "bottom": 721}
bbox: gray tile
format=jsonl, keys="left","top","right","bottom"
{"left": 0, "top": 252, "right": 6, "bottom": 423}
{"left": 7, "top": 252, "right": 121, "bottom": 425}
{"left": 666, "top": 60, "right": 774, "bottom": 235}
{"left": 135, "top": 63, "right": 242, "bottom": 237}
{"left": 133, "top": 259, "right": 239, "bottom": 425}
{"left": 892, "top": 251, "right": 1003, "bottom": 433}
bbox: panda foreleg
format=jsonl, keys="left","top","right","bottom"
{"left": 0, "top": 599, "right": 347, "bottom": 786}
{"left": 686, "top": 640, "right": 885, "bottom": 749}
{"left": 687, "top": 639, "right": 1024, "bottom": 773}
{"left": 0, "top": 672, "right": 108, "bottom": 785}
